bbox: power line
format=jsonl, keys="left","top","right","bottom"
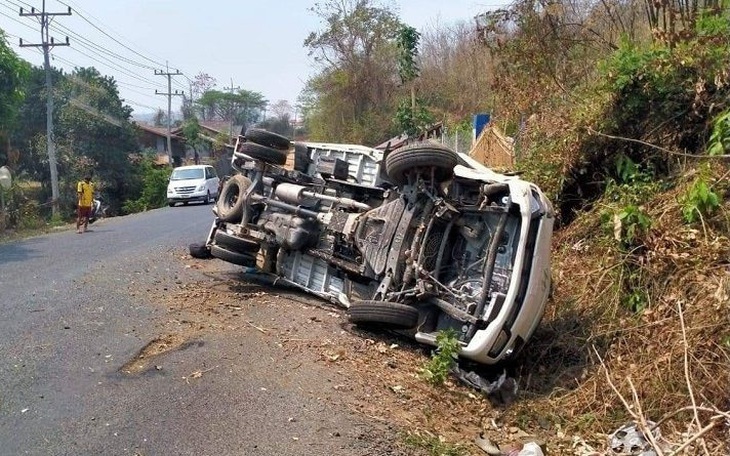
{"left": 0, "top": 7, "right": 38, "bottom": 34}
{"left": 56, "top": 0, "right": 178, "bottom": 71}
{"left": 60, "top": 46, "right": 156, "bottom": 86}
{"left": 6, "top": 0, "right": 194, "bottom": 81}
{"left": 44, "top": 53, "right": 163, "bottom": 113}
{"left": 5, "top": 0, "right": 161, "bottom": 77}
{"left": 117, "top": 80, "right": 162, "bottom": 92}
{"left": 51, "top": 22, "right": 157, "bottom": 71}
{"left": 125, "top": 99, "right": 162, "bottom": 111}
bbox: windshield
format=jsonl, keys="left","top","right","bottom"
{"left": 171, "top": 168, "right": 204, "bottom": 180}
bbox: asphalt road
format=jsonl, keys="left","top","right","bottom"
{"left": 0, "top": 203, "right": 402, "bottom": 456}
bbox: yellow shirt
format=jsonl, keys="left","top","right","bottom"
{"left": 77, "top": 181, "right": 94, "bottom": 207}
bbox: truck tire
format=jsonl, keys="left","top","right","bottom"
{"left": 385, "top": 142, "right": 457, "bottom": 185}
{"left": 347, "top": 300, "right": 419, "bottom": 330}
{"left": 210, "top": 245, "right": 256, "bottom": 267}
{"left": 245, "top": 128, "right": 291, "bottom": 150}
{"left": 214, "top": 229, "right": 260, "bottom": 254}
{"left": 216, "top": 174, "right": 251, "bottom": 223}
{"left": 238, "top": 142, "right": 288, "bottom": 166}
{"left": 189, "top": 242, "right": 211, "bottom": 259}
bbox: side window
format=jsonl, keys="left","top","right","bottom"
{"left": 205, "top": 167, "right": 212, "bottom": 179}
{"left": 208, "top": 167, "right": 217, "bottom": 179}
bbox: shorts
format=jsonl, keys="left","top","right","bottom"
{"left": 77, "top": 206, "right": 92, "bottom": 218}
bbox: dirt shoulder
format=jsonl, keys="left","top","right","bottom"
{"left": 152, "top": 249, "right": 567, "bottom": 456}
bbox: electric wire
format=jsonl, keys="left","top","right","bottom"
{"left": 48, "top": 52, "right": 164, "bottom": 112}
{"left": 16, "top": 36, "right": 164, "bottom": 120}
{"left": 51, "top": 21, "right": 158, "bottom": 71}
{"left": 5, "top": 0, "right": 161, "bottom": 78}
{"left": 0, "top": 7, "right": 40, "bottom": 34}
{"left": 58, "top": 0, "right": 192, "bottom": 78}
{"left": 5, "top": 0, "right": 190, "bottom": 113}
{"left": 56, "top": 0, "right": 168, "bottom": 69}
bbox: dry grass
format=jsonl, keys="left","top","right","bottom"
{"left": 505, "top": 165, "right": 730, "bottom": 454}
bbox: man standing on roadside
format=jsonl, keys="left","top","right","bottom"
{"left": 76, "top": 175, "right": 94, "bottom": 234}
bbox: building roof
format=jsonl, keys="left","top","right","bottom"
{"left": 199, "top": 120, "right": 243, "bottom": 137}
{"left": 135, "top": 123, "right": 184, "bottom": 140}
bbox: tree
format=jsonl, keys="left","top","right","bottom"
{"left": 269, "top": 99, "right": 292, "bottom": 120}
{"left": 0, "top": 29, "right": 31, "bottom": 164}
{"left": 395, "top": 24, "right": 433, "bottom": 136}
{"left": 181, "top": 117, "right": 205, "bottom": 161}
{"left": 257, "top": 100, "right": 293, "bottom": 137}
{"left": 195, "top": 88, "right": 267, "bottom": 131}
{"left": 153, "top": 108, "right": 166, "bottom": 127}
{"left": 8, "top": 65, "right": 52, "bottom": 177}
{"left": 303, "top": 0, "right": 403, "bottom": 144}
{"left": 54, "top": 67, "right": 138, "bottom": 214}
{"left": 182, "top": 72, "right": 217, "bottom": 120}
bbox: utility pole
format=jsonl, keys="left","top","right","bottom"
{"left": 155, "top": 65, "right": 183, "bottom": 166}
{"left": 224, "top": 78, "right": 240, "bottom": 137}
{"left": 19, "top": 1, "right": 71, "bottom": 218}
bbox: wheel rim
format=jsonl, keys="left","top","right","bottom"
{"left": 224, "top": 185, "right": 238, "bottom": 208}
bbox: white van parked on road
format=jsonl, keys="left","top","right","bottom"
{"left": 167, "top": 165, "right": 220, "bottom": 206}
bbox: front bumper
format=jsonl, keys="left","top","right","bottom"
{"left": 168, "top": 190, "right": 208, "bottom": 203}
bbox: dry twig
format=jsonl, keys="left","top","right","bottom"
{"left": 677, "top": 301, "right": 710, "bottom": 455}
{"left": 593, "top": 346, "right": 665, "bottom": 456}
{"left": 246, "top": 320, "right": 268, "bottom": 333}
{"left": 586, "top": 127, "right": 730, "bottom": 158}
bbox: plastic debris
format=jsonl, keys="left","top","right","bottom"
{"left": 516, "top": 442, "right": 544, "bottom": 456}
{"left": 452, "top": 367, "right": 518, "bottom": 406}
{"left": 609, "top": 422, "right": 661, "bottom": 456}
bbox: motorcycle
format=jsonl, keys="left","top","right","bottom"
{"left": 88, "top": 197, "right": 108, "bottom": 224}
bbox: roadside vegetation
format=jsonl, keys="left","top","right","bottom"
{"left": 2, "top": 0, "right": 729, "bottom": 452}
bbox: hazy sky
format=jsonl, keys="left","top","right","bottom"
{"left": 1, "top": 0, "right": 503, "bottom": 117}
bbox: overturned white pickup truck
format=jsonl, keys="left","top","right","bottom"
{"left": 197, "top": 128, "right": 554, "bottom": 365}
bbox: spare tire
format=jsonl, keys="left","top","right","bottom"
{"left": 239, "top": 142, "right": 288, "bottom": 166}
{"left": 189, "top": 242, "right": 211, "bottom": 259}
{"left": 216, "top": 174, "right": 251, "bottom": 223}
{"left": 245, "top": 128, "right": 291, "bottom": 151}
{"left": 385, "top": 142, "right": 458, "bottom": 185}
{"left": 347, "top": 300, "right": 419, "bottom": 330}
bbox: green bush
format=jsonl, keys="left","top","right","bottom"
{"left": 420, "top": 329, "right": 460, "bottom": 386}
{"left": 122, "top": 155, "right": 170, "bottom": 214}
{"left": 681, "top": 176, "right": 721, "bottom": 223}
{"left": 707, "top": 110, "right": 730, "bottom": 156}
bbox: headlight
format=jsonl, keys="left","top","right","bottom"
{"left": 196, "top": 184, "right": 206, "bottom": 191}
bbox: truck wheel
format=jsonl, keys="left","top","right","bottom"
{"left": 239, "top": 142, "right": 288, "bottom": 166}
{"left": 245, "top": 128, "right": 291, "bottom": 150}
{"left": 189, "top": 242, "right": 211, "bottom": 259}
{"left": 214, "top": 229, "right": 260, "bottom": 253}
{"left": 216, "top": 174, "right": 251, "bottom": 223}
{"left": 347, "top": 300, "right": 419, "bottom": 330}
{"left": 210, "top": 245, "right": 257, "bottom": 267}
{"left": 385, "top": 142, "right": 458, "bottom": 185}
